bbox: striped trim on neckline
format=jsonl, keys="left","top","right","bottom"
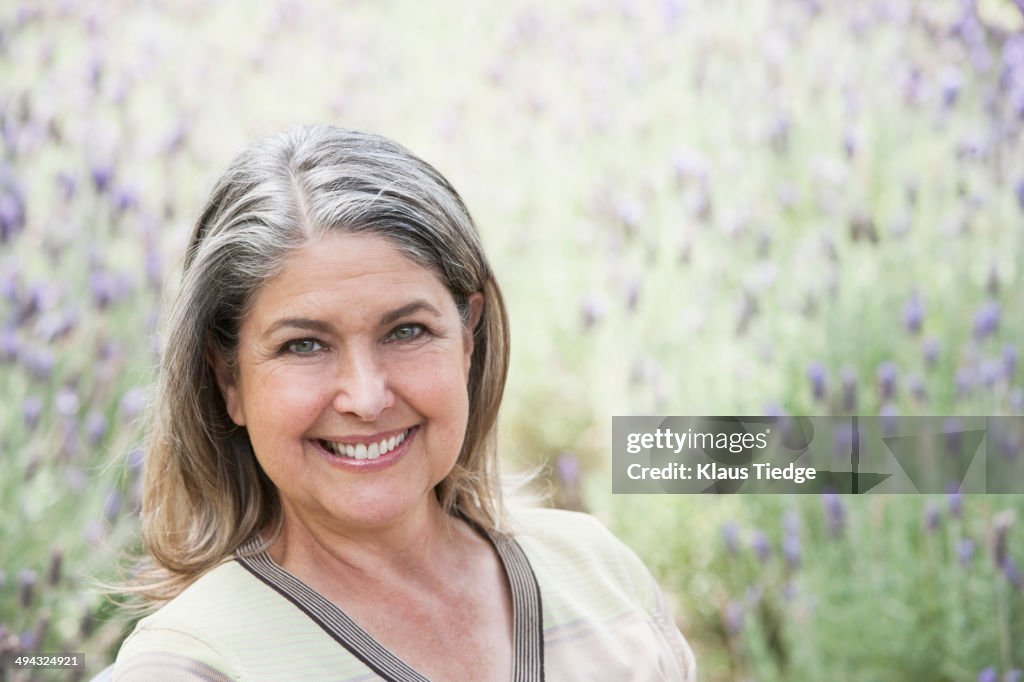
{"left": 235, "top": 527, "right": 544, "bottom": 681}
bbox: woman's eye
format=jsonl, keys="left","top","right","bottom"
{"left": 389, "top": 324, "right": 425, "bottom": 342}
{"left": 285, "top": 339, "right": 323, "bottom": 354}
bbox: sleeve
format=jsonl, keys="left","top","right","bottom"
{"left": 113, "top": 625, "right": 238, "bottom": 682}
{"left": 609, "top": 530, "right": 699, "bottom": 681}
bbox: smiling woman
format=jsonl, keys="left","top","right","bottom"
{"left": 111, "top": 125, "right": 695, "bottom": 681}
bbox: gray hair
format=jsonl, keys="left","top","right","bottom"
{"left": 134, "top": 125, "right": 510, "bottom": 604}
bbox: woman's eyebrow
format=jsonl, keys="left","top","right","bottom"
{"left": 262, "top": 301, "right": 444, "bottom": 338}
{"left": 263, "top": 318, "right": 334, "bottom": 337}
{"left": 379, "top": 300, "right": 444, "bottom": 326}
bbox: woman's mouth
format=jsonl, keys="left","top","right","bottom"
{"left": 315, "top": 427, "right": 414, "bottom": 461}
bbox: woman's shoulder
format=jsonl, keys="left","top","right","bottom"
{"left": 508, "top": 506, "right": 631, "bottom": 557}
{"left": 507, "top": 506, "right": 652, "bottom": 597}
{"left": 114, "top": 560, "right": 291, "bottom": 680}
{"left": 128, "top": 560, "right": 259, "bottom": 630}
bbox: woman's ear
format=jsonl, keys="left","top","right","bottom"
{"left": 210, "top": 351, "right": 246, "bottom": 426}
{"left": 462, "top": 292, "right": 485, "bottom": 373}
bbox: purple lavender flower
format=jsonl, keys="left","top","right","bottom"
{"left": 83, "top": 521, "right": 104, "bottom": 545}
{"left": 113, "top": 184, "right": 138, "bottom": 212}
{"left": 956, "top": 366, "right": 975, "bottom": 397}
{"left": 903, "top": 292, "right": 924, "bottom": 334}
{"left": 119, "top": 388, "right": 148, "bottom": 421}
{"left": 19, "top": 628, "right": 40, "bottom": 651}
{"left": 807, "top": 361, "right": 827, "bottom": 401}
{"left": 843, "top": 127, "right": 859, "bottom": 159}
{"left": 923, "top": 337, "right": 940, "bottom": 368}
{"left": 822, "top": 493, "right": 845, "bottom": 537}
{"left": 56, "top": 171, "right": 76, "bottom": 201}
{"left": 89, "top": 269, "right": 115, "bottom": 308}
{"left": 877, "top": 362, "right": 898, "bottom": 401}
{"left": 993, "top": 511, "right": 1013, "bottom": 571}
{"left": 22, "top": 395, "right": 43, "bottom": 431}
{"left": 948, "top": 484, "right": 963, "bottom": 518}
{"left": 662, "top": 0, "right": 683, "bottom": 25}
{"left": 958, "top": 537, "right": 975, "bottom": 565}
{"left": 103, "top": 490, "right": 122, "bottom": 523}
{"left": 1004, "top": 344, "right": 1018, "bottom": 382}
{"left": 724, "top": 602, "right": 744, "bottom": 636}
{"left": 40, "top": 307, "right": 79, "bottom": 342}
{"left": 841, "top": 368, "right": 858, "bottom": 411}
{"left": 127, "top": 447, "right": 144, "bottom": 476}
{"left": 145, "top": 249, "right": 163, "bottom": 290}
{"left": 782, "top": 534, "right": 801, "bottom": 568}
{"left": 580, "top": 294, "right": 606, "bottom": 329}
{"left": 615, "top": 198, "right": 644, "bottom": 237}
{"left": 18, "top": 569, "right": 37, "bottom": 608}
{"left": 782, "top": 511, "right": 801, "bottom": 568}
{"left": 90, "top": 163, "right": 114, "bottom": 193}
{"left": 1005, "top": 670, "right": 1022, "bottom": 682}
{"left": 924, "top": 502, "right": 941, "bottom": 532}
{"left": 0, "top": 265, "right": 19, "bottom": 303}
{"left": 624, "top": 277, "right": 640, "bottom": 312}
{"left": 55, "top": 386, "right": 80, "bottom": 417}
{"left": 908, "top": 374, "right": 927, "bottom": 403}
{"left": 979, "top": 359, "right": 1001, "bottom": 387}
{"left": 47, "top": 550, "right": 63, "bottom": 586}
{"left": 974, "top": 301, "right": 1001, "bottom": 341}
{"left": 556, "top": 452, "right": 580, "bottom": 488}
{"left": 751, "top": 531, "right": 771, "bottom": 562}
{"left": 0, "top": 182, "right": 26, "bottom": 243}
{"left": 85, "top": 411, "right": 108, "bottom": 445}
{"left": 987, "top": 263, "right": 1000, "bottom": 297}
{"left": 24, "top": 348, "right": 55, "bottom": 380}
{"left": 671, "top": 150, "right": 707, "bottom": 187}
{"left": 879, "top": 403, "right": 898, "bottom": 436}
{"left": 722, "top": 522, "right": 740, "bottom": 554}
{"left": 979, "top": 668, "right": 999, "bottom": 682}
{"left": 1002, "top": 557, "right": 1023, "bottom": 589}
{"left": 768, "top": 113, "right": 790, "bottom": 154}
{"left": 0, "top": 329, "right": 18, "bottom": 362}
{"left": 940, "top": 66, "right": 962, "bottom": 108}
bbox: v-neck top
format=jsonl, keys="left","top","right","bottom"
{"left": 113, "top": 508, "right": 695, "bottom": 681}
{"left": 232, "top": 527, "right": 543, "bottom": 681}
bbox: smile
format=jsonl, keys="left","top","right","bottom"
{"left": 317, "top": 428, "right": 413, "bottom": 461}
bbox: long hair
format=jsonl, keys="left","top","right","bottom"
{"left": 130, "top": 125, "right": 510, "bottom": 605}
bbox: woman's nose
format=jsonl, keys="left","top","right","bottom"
{"left": 331, "top": 348, "right": 393, "bottom": 422}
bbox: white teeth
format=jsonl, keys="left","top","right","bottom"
{"left": 322, "top": 429, "right": 411, "bottom": 460}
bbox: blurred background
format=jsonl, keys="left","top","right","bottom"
{"left": 1, "top": 0, "right": 1023, "bottom": 679}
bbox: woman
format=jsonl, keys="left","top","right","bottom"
{"left": 113, "top": 125, "right": 696, "bottom": 681}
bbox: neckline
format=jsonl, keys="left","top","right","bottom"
{"left": 235, "top": 523, "right": 544, "bottom": 682}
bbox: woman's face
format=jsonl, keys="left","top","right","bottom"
{"left": 214, "top": 232, "right": 482, "bottom": 534}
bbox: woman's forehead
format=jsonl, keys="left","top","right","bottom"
{"left": 244, "top": 232, "right": 456, "bottom": 329}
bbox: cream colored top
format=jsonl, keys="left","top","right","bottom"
{"left": 114, "top": 508, "right": 696, "bottom": 681}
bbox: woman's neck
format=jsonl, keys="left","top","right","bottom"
{"left": 267, "top": 497, "right": 475, "bottom": 589}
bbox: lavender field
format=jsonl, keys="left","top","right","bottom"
{"left": 2, "top": 0, "right": 1023, "bottom": 679}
